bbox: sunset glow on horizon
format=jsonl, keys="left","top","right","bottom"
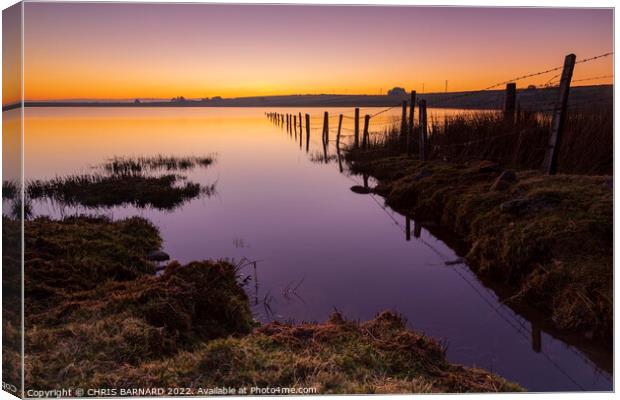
{"left": 4, "top": 3, "right": 615, "bottom": 104}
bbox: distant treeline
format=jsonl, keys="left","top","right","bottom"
{"left": 4, "top": 84, "right": 612, "bottom": 111}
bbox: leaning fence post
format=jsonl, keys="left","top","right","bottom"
{"left": 362, "top": 114, "right": 370, "bottom": 149}
{"left": 408, "top": 91, "right": 416, "bottom": 156}
{"left": 298, "top": 112, "right": 302, "bottom": 132}
{"left": 401, "top": 100, "right": 408, "bottom": 139}
{"left": 544, "top": 53, "right": 576, "bottom": 175}
{"left": 504, "top": 83, "right": 516, "bottom": 123}
{"left": 354, "top": 107, "right": 360, "bottom": 148}
{"left": 305, "top": 113, "right": 310, "bottom": 152}
{"left": 418, "top": 100, "right": 428, "bottom": 161}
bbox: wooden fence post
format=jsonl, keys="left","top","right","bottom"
{"left": 362, "top": 114, "right": 370, "bottom": 149}
{"left": 408, "top": 91, "right": 416, "bottom": 156}
{"left": 544, "top": 53, "right": 576, "bottom": 175}
{"left": 401, "top": 100, "right": 408, "bottom": 138}
{"left": 305, "top": 113, "right": 310, "bottom": 152}
{"left": 354, "top": 107, "right": 360, "bottom": 148}
{"left": 336, "top": 114, "right": 343, "bottom": 148}
{"left": 298, "top": 112, "right": 302, "bottom": 132}
{"left": 323, "top": 111, "right": 329, "bottom": 143}
{"left": 418, "top": 100, "right": 428, "bottom": 161}
{"left": 504, "top": 83, "right": 516, "bottom": 123}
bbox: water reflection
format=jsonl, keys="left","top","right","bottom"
{"left": 23, "top": 107, "right": 611, "bottom": 391}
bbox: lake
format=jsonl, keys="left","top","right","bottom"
{"left": 8, "top": 106, "right": 613, "bottom": 391}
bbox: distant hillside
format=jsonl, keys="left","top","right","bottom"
{"left": 8, "top": 85, "right": 612, "bottom": 111}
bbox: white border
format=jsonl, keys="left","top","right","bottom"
{"left": 0, "top": 1, "right": 616, "bottom": 400}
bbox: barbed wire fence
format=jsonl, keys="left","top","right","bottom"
{"left": 266, "top": 51, "right": 612, "bottom": 175}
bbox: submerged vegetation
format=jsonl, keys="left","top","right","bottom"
{"left": 14, "top": 215, "right": 521, "bottom": 393}
{"left": 345, "top": 152, "right": 612, "bottom": 340}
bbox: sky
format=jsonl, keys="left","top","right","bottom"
{"left": 3, "top": 3, "right": 615, "bottom": 104}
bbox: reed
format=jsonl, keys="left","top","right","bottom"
{"left": 362, "top": 105, "right": 612, "bottom": 175}
{"left": 102, "top": 155, "right": 214, "bottom": 175}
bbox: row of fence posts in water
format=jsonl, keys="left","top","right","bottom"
{"left": 265, "top": 101, "right": 426, "bottom": 157}
{"left": 266, "top": 54, "right": 576, "bottom": 175}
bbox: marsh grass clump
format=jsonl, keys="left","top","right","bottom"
{"left": 93, "top": 311, "right": 522, "bottom": 393}
{"left": 27, "top": 173, "right": 205, "bottom": 210}
{"left": 24, "top": 216, "right": 255, "bottom": 389}
{"left": 24, "top": 215, "right": 161, "bottom": 311}
{"left": 102, "top": 155, "right": 215, "bottom": 175}
{"left": 2, "top": 180, "right": 18, "bottom": 200}
{"left": 346, "top": 152, "right": 612, "bottom": 339}
{"left": 25, "top": 154, "right": 217, "bottom": 211}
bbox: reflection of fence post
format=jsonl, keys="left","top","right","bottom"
{"left": 323, "top": 111, "right": 329, "bottom": 143}
{"left": 305, "top": 113, "right": 310, "bottom": 152}
{"left": 531, "top": 322, "right": 541, "bottom": 353}
{"left": 504, "top": 83, "right": 516, "bottom": 123}
{"left": 414, "top": 220, "right": 421, "bottom": 238}
{"left": 336, "top": 114, "right": 343, "bottom": 148}
{"left": 408, "top": 91, "right": 416, "bottom": 156}
{"left": 418, "top": 100, "right": 428, "bottom": 161}
{"left": 354, "top": 107, "right": 360, "bottom": 148}
{"left": 544, "top": 53, "right": 576, "bottom": 175}
{"left": 401, "top": 100, "right": 408, "bottom": 139}
{"left": 405, "top": 217, "right": 411, "bottom": 241}
{"left": 362, "top": 114, "right": 370, "bottom": 149}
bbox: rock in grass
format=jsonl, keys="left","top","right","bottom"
{"left": 490, "top": 170, "right": 517, "bottom": 191}
{"left": 147, "top": 250, "right": 170, "bottom": 262}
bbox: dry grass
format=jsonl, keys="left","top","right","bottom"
{"left": 89, "top": 311, "right": 522, "bottom": 393}
{"left": 366, "top": 105, "right": 612, "bottom": 175}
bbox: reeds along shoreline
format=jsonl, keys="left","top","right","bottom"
{"left": 368, "top": 105, "right": 612, "bottom": 176}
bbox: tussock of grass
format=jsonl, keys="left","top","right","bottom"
{"left": 347, "top": 152, "right": 612, "bottom": 339}
{"left": 27, "top": 174, "right": 211, "bottom": 210}
{"left": 2, "top": 180, "right": 18, "bottom": 200}
{"left": 91, "top": 311, "right": 522, "bottom": 393}
{"left": 24, "top": 216, "right": 254, "bottom": 389}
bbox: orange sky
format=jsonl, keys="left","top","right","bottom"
{"left": 3, "top": 4, "right": 614, "bottom": 104}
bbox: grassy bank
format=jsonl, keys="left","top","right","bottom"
{"left": 15, "top": 215, "right": 521, "bottom": 393}
{"left": 345, "top": 151, "right": 612, "bottom": 340}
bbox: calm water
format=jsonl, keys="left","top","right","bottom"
{"left": 12, "top": 107, "right": 613, "bottom": 391}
